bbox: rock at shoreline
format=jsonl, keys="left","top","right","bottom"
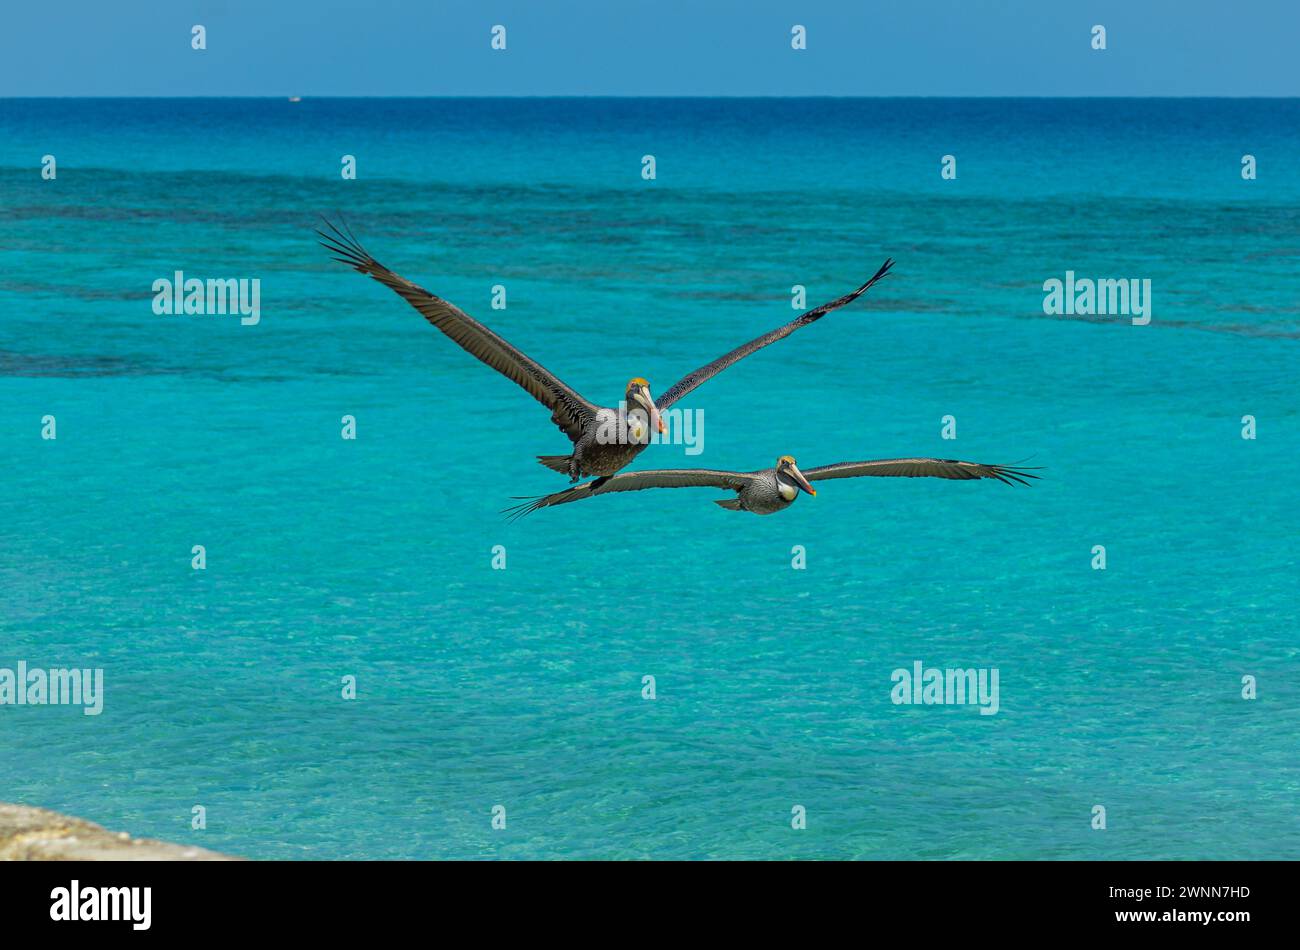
{"left": 0, "top": 802, "right": 237, "bottom": 861}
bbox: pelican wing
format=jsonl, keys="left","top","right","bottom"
{"left": 505, "top": 468, "right": 755, "bottom": 520}
{"left": 319, "top": 219, "right": 597, "bottom": 443}
{"left": 803, "top": 458, "right": 1040, "bottom": 486}
{"left": 655, "top": 259, "right": 894, "bottom": 410}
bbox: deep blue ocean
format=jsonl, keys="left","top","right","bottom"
{"left": 1, "top": 98, "right": 1297, "bottom": 859}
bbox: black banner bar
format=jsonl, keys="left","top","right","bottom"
{"left": 0, "top": 860, "right": 1281, "bottom": 937}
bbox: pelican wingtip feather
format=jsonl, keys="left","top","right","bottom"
{"left": 501, "top": 495, "right": 551, "bottom": 523}
{"left": 316, "top": 214, "right": 381, "bottom": 275}
{"left": 982, "top": 463, "right": 1043, "bottom": 487}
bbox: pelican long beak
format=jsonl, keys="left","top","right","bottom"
{"left": 633, "top": 387, "right": 666, "bottom": 434}
{"left": 788, "top": 462, "right": 816, "bottom": 497}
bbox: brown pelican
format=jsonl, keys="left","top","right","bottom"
{"left": 504, "top": 455, "right": 1038, "bottom": 520}
{"left": 318, "top": 219, "right": 893, "bottom": 480}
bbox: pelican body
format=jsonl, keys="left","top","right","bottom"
{"left": 319, "top": 219, "right": 893, "bottom": 481}
{"left": 720, "top": 458, "right": 818, "bottom": 514}
{"left": 506, "top": 455, "right": 1038, "bottom": 520}
{"left": 558, "top": 379, "right": 662, "bottom": 478}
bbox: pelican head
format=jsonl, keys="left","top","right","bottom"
{"left": 625, "top": 377, "right": 665, "bottom": 435}
{"left": 776, "top": 454, "right": 816, "bottom": 498}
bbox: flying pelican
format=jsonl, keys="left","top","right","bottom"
{"left": 318, "top": 219, "right": 893, "bottom": 480}
{"left": 504, "top": 455, "right": 1039, "bottom": 520}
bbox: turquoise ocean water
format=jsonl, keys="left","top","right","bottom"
{"left": 1, "top": 98, "right": 1297, "bottom": 859}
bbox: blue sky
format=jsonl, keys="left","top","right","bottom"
{"left": 2, "top": 0, "right": 1295, "bottom": 97}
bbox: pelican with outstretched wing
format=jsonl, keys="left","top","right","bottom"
{"left": 504, "top": 455, "right": 1039, "bottom": 520}
{"left": 318, "top": 219, "right": 893, "bottom": 481}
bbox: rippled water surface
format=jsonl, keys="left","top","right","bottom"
{"left": 1, "top": 98, "right": 1297, "bottom": 858}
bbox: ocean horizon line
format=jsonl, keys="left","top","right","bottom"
{"left": 4, "top": 94, "right": 1298, "bottom": 101}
